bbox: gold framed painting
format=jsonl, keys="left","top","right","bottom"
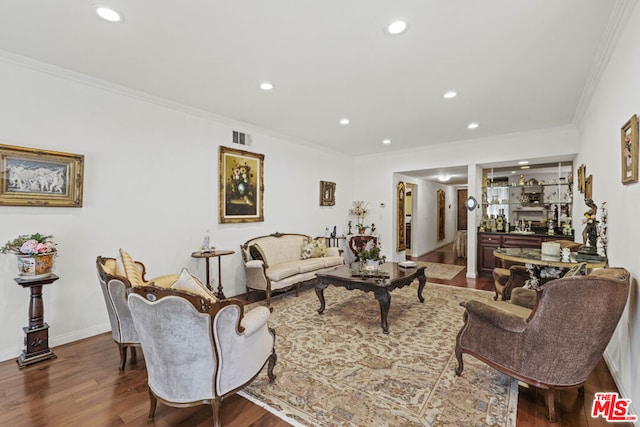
{"left": 584, "top": 175, "right": 593, "bottom": 200}
{"left": 437, "top": 189, "right": 446, "bottom": 241}
{"left": 577, "top": 164, "right": 586, "bottom": 194}
{"left": 0, "top": 144, "right": 84, "bottom": 207}
{"left": 219, "top": 146, "right": 264, "bottom": 223}
{"left": 319, "top": 181, "right": 335, "bottom": 206}
{"left": 396, "top": 181, "right": 406, "bottom": 251}
{"left": 621, "top": 114, "right": 639, "bottom": 184}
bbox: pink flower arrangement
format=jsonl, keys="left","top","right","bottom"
{"left": 1, "top": 233, "right": 57, "bottom": 256}
{"left": 20, "top": 239, "right": 56, "bottom": 255}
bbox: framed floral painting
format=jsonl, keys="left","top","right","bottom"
{"left": 219, "top": 146, "right": 264, "bottom": 223}
{"left": 621, "top": 114, "right": 638, "bottom": 184}
{"left": 0, "top": 144, "right": 84, "bottom": 207}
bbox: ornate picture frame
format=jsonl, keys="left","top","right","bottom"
{"left": 0, "top": 144, "right": 84, "bottom": 207}
{"left": 621, "top": 114, "right": 639, "bottom": 184}
{"left": 219, "top": 146, "right": 264, "bottom": 223}
{"left": 319, "top": 181, "right": 335, "bottom": 206}
{"left": 585, "top": 175, "right": 593, "bottom": 200}
{"left": 396, "top": 181, "right": 406, "bottom": 251}
{"left": 577, "top": 164, "right": 586, "bottom": 194}
{"left": 437, "top": 189, "right": 446, "bottom": 241}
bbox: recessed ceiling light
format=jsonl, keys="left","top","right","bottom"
{"left": 382, "top": 139, "right": 391, "bottom": 145}
{"left": 386, "top": 20, "right": 407, "bottom": 35}
{"left": 517, "top": 160, "right": 529, "bottom": 165}
{"left": 467, "top": 122, "right": 479, "bottom": 129}
{"left": 520, "top": 165, "right": 531, "bottom": 170}
{"left": 339, "top": 118, "right": 350, "bottom": 125}
{"left": 443, "top": 91, "right": 457, "bottom": 99}
{"left": 259, "top": 82, "right": 274, "bottom": 91}
{"left": 438, "top": 176, "right": 451, "bottom": 182}
{"left": 96, "top": 6, "right": 124, "bottom": 23}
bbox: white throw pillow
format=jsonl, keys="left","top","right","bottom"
{"left": 171, "top": 268, "right": 217, "bottom": 302}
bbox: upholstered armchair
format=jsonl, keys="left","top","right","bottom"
{"left": 455, "top": 268, "right": 630, "bottom": 422}
{"left": 96, "top": 251, "right": 179, "bottom": 371}
{"left": 492, "top": 264, "right": 530, "bottom": 301}
{"left": 492, "top": 240, "right": 583, "bottom": 301}
{"left": 128, "top": 284, "right": 277, "bottom": 427}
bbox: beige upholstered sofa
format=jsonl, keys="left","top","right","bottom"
{"left": 241, "top": 232, "right": 344, "bottom": 306}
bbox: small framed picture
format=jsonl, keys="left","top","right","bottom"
{"left": 585, "top": 175, "right": 593, "bottom": 200}
{"left": 319, "top": 181, "right": 335, "bottom": 206}
{"left": 0, "top": 144, "right": 84, "bottom": 207}
{"left": 621, "top": 114, "right": 638, "bottom": 184}
{"left": 577, "top": 164, "right": 586, "bottom": 194}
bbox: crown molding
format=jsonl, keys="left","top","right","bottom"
{"left": 574, "top": 0, "right": 637, "bottom": 126}
{"left": 0, "top": 49, "right": 349, "bottom": 157}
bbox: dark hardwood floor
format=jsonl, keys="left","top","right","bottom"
{"left": 0, "top": 242, "right": 629, "bottom": 426}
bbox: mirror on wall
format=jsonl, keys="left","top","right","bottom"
{"left": 397, "top": 182, "right": 406, "bottom": 251}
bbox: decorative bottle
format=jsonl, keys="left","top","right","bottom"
{"left": 495, "top": 210, "right": 504, "bottom": 232}
{"left": 201, "top": 230, "right": 210, "bottom": 253}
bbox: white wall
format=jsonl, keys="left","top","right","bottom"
{"left": 0, "top": 57, "right": 354, "bottom": 361}
{"left": 575, "top": 1, "right": 640, "bottom": 416}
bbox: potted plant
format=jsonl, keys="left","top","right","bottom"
{"left": 356, "top": 224, "right": 370, "bottom": 235}
{"left": 349, "top": 201, "right": 370, "bottom": 234}
{"left": 1, "top": 233, "right": 57, "bottom": 277}
{"left": 358, "top": 240, "right": 386, "bottom": 270}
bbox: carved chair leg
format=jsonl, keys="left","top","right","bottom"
{"left": 545, "top": 388, "right": 557, "bottom": 423}
{"left": 454, "top": 348, "right": 464, "bottom": 376}
{"left": 118, "top": 343, "right": 127, "bottom": 372}
{"left": 493, "top": 291, "right": 499, "bottom": 301}
{"left": 578, "top": 385, "right": 585, "bottom": 396}
{"left": 267, "top": 351, "right": 277, "bottom": 383}
{"left": 454, "top": 311, "right": 468, "bottom": 376}
{"left": 245, "top": 287, "right": 250, "bottom": 301}
{"left": 147, "top": 389, "right": 157, "bottom": 420}
{"left": 130, "top": 346, "right": 137, "bottom": 359}
{"left": 212, "top": 397, "right": 222, "bottom": 427}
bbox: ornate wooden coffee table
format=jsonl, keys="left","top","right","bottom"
{"left": 315, "top": 262, "right": 427, "bottom": 334}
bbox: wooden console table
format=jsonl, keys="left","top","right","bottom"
{"left": 15, "top": 274, "right": 59, "bottom": 368}
{"left": 324, "top": 236, "right": 346, "bottom": 248}
{"left": 191, "top": 250, "right": 234, "bottom": 299}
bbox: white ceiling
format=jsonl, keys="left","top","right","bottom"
{"left": 0, "top": 1, "right": 617, "bottom": 160}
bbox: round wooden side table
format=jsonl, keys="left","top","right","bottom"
{"left": 191, "top": 250, "right": 235, "bottom": 299}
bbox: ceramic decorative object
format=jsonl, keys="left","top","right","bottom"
{"left": 17, "top": 253, "right": 55, "bottom": 277}
{"left": 0, "top": 232, "right": 57, "bottom": 278}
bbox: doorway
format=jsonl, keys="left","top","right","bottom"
{"left": 457, "top": 189, "right": 468, "bottom": 231}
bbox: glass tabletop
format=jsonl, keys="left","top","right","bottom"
{"left": 493, "top": 247, "right": 606, "bottom": 268}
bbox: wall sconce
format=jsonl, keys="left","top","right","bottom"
{"left": 464, "top": 196, "right": 479, "bottom": 211}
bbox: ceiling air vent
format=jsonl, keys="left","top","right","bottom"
{"left": 232, "top": 130, "right": 252, "bottom": 146}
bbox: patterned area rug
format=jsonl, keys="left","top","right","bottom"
{"left": 422, "top": 262, "right": 465, "bottom": 280}
{"left": 240, "top": 283, "right": 518, "bottom": 427}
